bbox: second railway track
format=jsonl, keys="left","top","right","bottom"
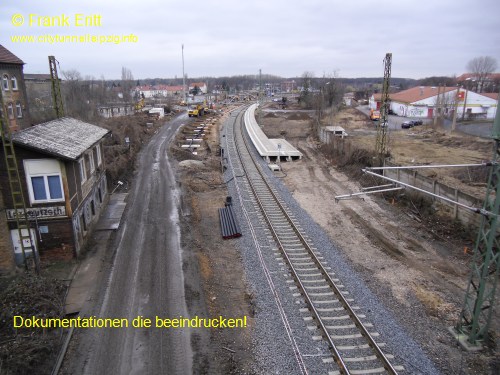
{"left": 227, "top": 105, "right": 405, "bottom": 375}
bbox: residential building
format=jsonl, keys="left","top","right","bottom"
{"left": 188, "top": 82, "right": 207, "bottom": 94}
{"left": 457, "top": 73, "right": 500, "bottom": 93}
{"left": 135, "top": 85, "right": 184, "bottom": 98}
{"left": 0, "top": 117, "right": 110, "bottom": 269}
{"left": 281, "top": 80, "right": 297, "bottom": 92}
{"left": 0, "top": 45, "right": 31, "bottom": 132}
{"left": 24, "top": 73, "right": 56, "bottom": 124}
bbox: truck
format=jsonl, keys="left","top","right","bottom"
{"left": 188, "top": 103, "right": 205, "bottom": 117}
{"left": 370, "top": 109, "right": 380, "bottom": 121}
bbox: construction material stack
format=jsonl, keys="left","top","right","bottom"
{"left": 218, "top": 196, "right": 241, "bottom": 239}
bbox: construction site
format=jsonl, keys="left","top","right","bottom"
{"left": 1, "top": 43, "right": 499, "bottom": 375}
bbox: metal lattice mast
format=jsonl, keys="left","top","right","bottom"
{"left": 454, "top": 94, "right": 500, "bottom": 348}
{"left": 375, "top": 53, "right": 392, "bottom": 162}
{"left": 0, "top": 89, "right": 38, "bottom": 272}
{"left": 48, "top": 56, "right": 64, "bottom": 118}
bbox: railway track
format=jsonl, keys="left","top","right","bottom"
{"left": 228, "top": 105, "right": 404, "bottom": 374}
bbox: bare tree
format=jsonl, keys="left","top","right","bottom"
{"left": 466, "top": 56, "right": 498, "bottom": 92}
{"left": 61, "top": 69, "right": 85, "bottom": 118}
{"left": 121, "top": 67, "right": 134, "bottom": 101}
{"left": 299, "top": 71, "right": 314, "bottom": 108}
{"left": 121, "top": 66, "right": 134, "bottom": 81}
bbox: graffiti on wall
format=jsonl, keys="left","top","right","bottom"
{"left": 409, "top": 107, "right": 426, "bottom": 117}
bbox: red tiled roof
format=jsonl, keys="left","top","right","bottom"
{"left": 373, "top": 86, "right": 457, "bottom": 104}
{"left": 456, "top": 73, "right": 500, "bottom": 81}
{"left": 0, "top": 45, "right": 24, "bottom": 64}
{"left": 136, "top": 85, "right": 184, "bottom": 92}
{"left": 482, "top": 93, "right": 499, "bottom": 100}
{"left": 166, "top": 85, "right": 183, "bottom": 91}
{"left": 391, "top": 86, "right": 457, "bottom": 103}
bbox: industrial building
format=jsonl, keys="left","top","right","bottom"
{"left": 369, "top": 86, "right": 498, "bottom": 120}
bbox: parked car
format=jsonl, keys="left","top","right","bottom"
{"left": 401, "top": 121, "right": 414, "bottom": 129}
{"left": 413, "top": 120, "right": 423, "bottom": 126}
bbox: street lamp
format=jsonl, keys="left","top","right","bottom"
{"left": 111, "top": 181, "right": 124, "bottom": 194}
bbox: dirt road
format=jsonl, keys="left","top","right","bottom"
{"left": 63, "top": 114, "right": 193, "bottom": 374}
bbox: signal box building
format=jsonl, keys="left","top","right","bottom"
{"left": 0, "top": 117, "right": 110, "bottom": 267}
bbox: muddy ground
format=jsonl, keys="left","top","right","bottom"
{"left": 171, "top": 109, "right": 256, "bottom": 374}
{"left": 171, "top": 104, "right": 499, "bottom": 374}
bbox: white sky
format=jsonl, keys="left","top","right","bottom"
{"left": 1, "top": 0, "right": 499, "bottom": 80}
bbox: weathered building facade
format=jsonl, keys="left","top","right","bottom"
{"left": 98, "top": 103, "right": 135, "bottom": 118}
{"left": 0, "top": 117, "right": 109, "bottom": 268}
{"left": 0, "top": 45, "right": 31, "bottom": 132}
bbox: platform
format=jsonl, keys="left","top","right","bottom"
{"left": 244, "top": 103, "right": 302, "bottom": 162}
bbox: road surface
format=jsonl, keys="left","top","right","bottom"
{"left": 64, "top": 114, "right": 193, "bottom": 374}
{"left": 357, "top": 105, "right": 494, "bottom": 137}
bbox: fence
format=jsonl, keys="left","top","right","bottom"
{"left": 383, "top": 160, "right": 485, "bottom": 229}
{"left": 318, "top": 125, "right": 486, "bottom": 230}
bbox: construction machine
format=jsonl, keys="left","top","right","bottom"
{"left": 135, "top": 98, "right": 145, "bottom": 111}
{"left": 188, "top": 103, "right": 204, "bottom": 117}
{"left": 370, "top": 109, "right": 380, "bottom": 121}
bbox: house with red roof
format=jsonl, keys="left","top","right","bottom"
{"left": 135, "top": 84, "right": 184, "bottom": 98}
{"left": 188, "top": 82, "right": 207, "bottom": 94}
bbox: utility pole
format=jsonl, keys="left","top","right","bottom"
{"left": 452, "top": 91, "right": 500, "bottom": 349}
{"left": 434, "top": 84, "right": 442, "bottom": 126}
{"left": 182, "top": 44, "right": 186, "bottom": 104}
{"left": 48, "top": 56, "right": 64, "bottom": 118}
{"left": 462, "top": 78, "right": 473, "bottom": 122}
{"left": 451, "top": 87, "right": 459, "bottom": 132}
{"left": 375, "top": 53, "right": 392, "bottom": 164}
{"left": 259, "top": 69, "right": 262, "bottom": 104}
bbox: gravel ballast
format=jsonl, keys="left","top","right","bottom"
{"left": 220, "top": 107, "right": 440, "bottom": 374}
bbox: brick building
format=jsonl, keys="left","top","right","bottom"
{"left": 0, "top": 45, "right": 31, "bottom": 132}
{"left": 0, "top": 117, "right": 110, "bottom": 269}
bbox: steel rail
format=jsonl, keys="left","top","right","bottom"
{"left": 228, "top": 107, "right": 309, "bottom": 374}
{"left": 234, "top": 107, "right": 399, "bottom": 374}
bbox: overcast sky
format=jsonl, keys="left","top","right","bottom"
{"left": 2, "top": 0, "right": 499, "bottom": 80}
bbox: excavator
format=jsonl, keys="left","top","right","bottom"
{"left": 135, "top": 98, "right": 145, "bottom": 111}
